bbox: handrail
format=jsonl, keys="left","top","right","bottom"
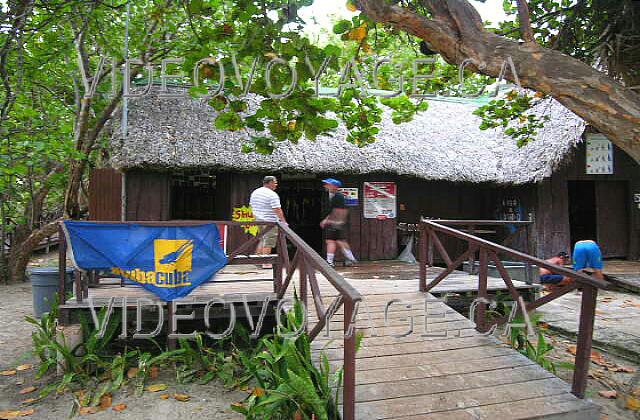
{"left": 276, "top": 221, "right": 361, "bottom": 301}
{"left": 424, "top": 220, "right": 609, "bottom": 289}
{"left": 418, "top": 218, "right": 608, "bottom": 400}
{"left": 58, "top": 219, "right": 359, "bottom": 420}
{"left": 434, "top": 219, "right": 533, "bottom": 226}
{"left": 275, "top": 221, "right": 359, "bottom": 420}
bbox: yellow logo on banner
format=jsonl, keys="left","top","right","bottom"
{"left": 154, "top": 240, "right": 193, "bottom": 272}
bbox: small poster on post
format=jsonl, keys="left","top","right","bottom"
{"left": 363, "top": 182, "right": 397, "bottom": 219}
{"left": 339, "top": 188, "right": 359, "bottom": 206}
{"left": 586, "top": 133, "right": 613, "bottom": 175}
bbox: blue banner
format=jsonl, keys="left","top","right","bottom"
{"left": 63, "top": 221, "right": 227, "bottom": 301}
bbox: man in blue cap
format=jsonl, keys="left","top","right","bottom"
{"left": 320, "top": 178, "right": 358, "bottom": 267}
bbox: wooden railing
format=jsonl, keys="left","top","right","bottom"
{"left": 275, "top": 222, "right": 361, "bottom": 420}
{"left": 432, "top": 219, "right": 534, "bottom": 282}
{"left": 419, "top": 219, "right": 609, "bottom": 399}
{"left": 57, "top": 220, "right": 361, "bottom": 420}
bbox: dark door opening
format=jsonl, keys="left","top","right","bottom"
{"left": 568, "top": 181, "right": 597, "bottom": 249}
{"left": 595, "top": 181, "right": 629, "bottom": 258}
{"left": 170, "top": 171, "right": 217, "bottom": 220}
{"left": 278, "top": 179, "right": 324, "bottom": 253}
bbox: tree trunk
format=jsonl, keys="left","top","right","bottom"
{"left": 8, "top": 220, "right": 60, "bottom": 283}
{"left": 355, "top": 0, "right": 640, "bottom": 162}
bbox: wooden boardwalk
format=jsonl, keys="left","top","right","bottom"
{"left": 308, "top": 279, "right": 601, "bottom": 420}
{"left": 61, "top": 263, "right": 600, "bottom": 419}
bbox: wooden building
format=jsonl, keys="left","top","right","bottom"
{"left": 91, "top": 90, "right": 640, "bottom": 261}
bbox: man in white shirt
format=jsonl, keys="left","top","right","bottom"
{"left": 249, "top": 176, "right": 287, "bottom": 267}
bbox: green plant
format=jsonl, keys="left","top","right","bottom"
{"left": 507, "top": 312, "right": 574, "bottom": 374}
{"left": 232, "top": 299, "right": 343, "bottom": 420}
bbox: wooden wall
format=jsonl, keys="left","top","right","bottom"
{"left": 125, "top": 170, "right": 170, "bottom": 221}
{"left": 89, "top": 168, "right": 122, "bottom": 221}
{"left": 535, "top": 142, "right": 640, "bottom": 259}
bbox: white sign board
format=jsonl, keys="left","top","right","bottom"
{"left": 586, "top": 134, "right": 613, "bottom": 175}
{"left": 363, "top": 182, "right": 397, "bottom": 219}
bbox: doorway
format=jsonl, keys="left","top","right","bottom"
{"left": 170, "top": 170, "right": 217, "bottom": 220}
{"left": 568, "top": 180, "right": 630, "bottom": 258}
{"left": 278, "top": 178, "right": 324, "bottom": 253}
{"left": 568, "top": 181, "right": 597, "bottom": 248}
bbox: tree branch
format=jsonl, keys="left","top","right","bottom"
{"left": 515, "top": 0, "right": 535, "bottom": 43}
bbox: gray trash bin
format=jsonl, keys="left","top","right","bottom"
{"left": 29, "top": 267, "right": 74, "bottom": 318}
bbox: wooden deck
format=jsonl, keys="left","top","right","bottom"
{"left": 308, "top": 277, "right": 600, "bottom": 420}
{"left": 61, "top": 264, "right": 539, "bottom": 308}
{"left": 60, "top": 263, "right": 599, "bottom": 419}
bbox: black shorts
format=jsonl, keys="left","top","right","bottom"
{"left": 540, "top": 274, "right": 564, "bottom": 284}
{"left": 325, "top": 226, "right": 347, "bottom": 241}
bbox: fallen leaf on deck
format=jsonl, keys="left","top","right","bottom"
{"left": 146, "top": 384, "right": 167, "bottom": 392}
{"left": 612, "top": 366, "right": 635, "bottom": 373}
{"left": 0, "top": 370, "right": 17, "bottom": 376}
{"left": 78, "top": 407, "right": 99, "bottom": 415}
{"left": 598, "top": 390, "right": 617, "bottom": 399}
{"left": 18, "top": 387, "right": 36, "bottom": 395}
{"left": 126, "top": 368, "right": 139, "bottom": 379}
{"left": 626, "top": 396, "right": 640, "bottom": 410}
{"left": 15, "top": 365, "right": 31, "bottom": 372}
{"left": 159, "top": 394, "right": 170, "bottom": 400}
{"left": 20, "top": 398, "right": 38, "bottom": 405}
{"left": 112, "top": 404, "right": 127, "bottom": 412}
{"left": 99, "top": 393, "right": 112, "bottom": 410}
{"left": 173, "top": 393, "right": 190, "bottom": 402}
{"left": 0, "top": 411, "right": 21, "bottom": 419}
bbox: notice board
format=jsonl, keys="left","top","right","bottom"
{"left": 364, "top": 182, "right": 397, "bottom": 219}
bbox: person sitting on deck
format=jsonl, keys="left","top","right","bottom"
{"left": 539, "top": 251, "right": 571, "bottom": 290}
{"left": 572, "top": 239, "right": 605, "bottom": 280}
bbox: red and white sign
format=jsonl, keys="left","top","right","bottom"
{"left": 363, "top": 182, "right": 397, "bottom": 219}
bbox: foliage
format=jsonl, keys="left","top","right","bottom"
{"left": 506, "top": 312, "right": 574, "bottom": 374}
{"left": 473, "top": 90, "right": 551, "bottom": 147}
{"left": 232, "top": 299, "right": 343, "bottom": 420}
{"left": 499, "top": 0, "right": 640, "bottom": 86}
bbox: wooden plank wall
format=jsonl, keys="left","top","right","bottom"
{"left": 124, "top": 170, "right": 170, "bottom": 221}
{"left": 89, "top": 168, "right": 122, "bottom": 221}
{"left": 535, "top": 167, "right": 571, "bottom": 258}
{"left": 536, "top": 142, "right": 640, "bottom": 259}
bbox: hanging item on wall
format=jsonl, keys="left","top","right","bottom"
{"left": 634, "top": 193, "right": 640, "bottom": 209}
{"left": 339, "top": 188, "right": 359, "bottom": 206}
{"left": 232, "top": 206, "right": 258, "bottom": 236}
{"left": 586, "top": 133, "right": 613, "bottom": 175}
{"left": 499, "top": 197, "right": 522, "bottom": 221}
{"left": 364, "top": 182, "right": 397, "bottom": 219}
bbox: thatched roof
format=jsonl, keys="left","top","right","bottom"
{"left": 110, "top": 89, "right": 585, "bottom": 184}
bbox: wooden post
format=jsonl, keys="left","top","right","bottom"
{"left": 467, "top": 225, "right": 476, "bottom": 274}
{"left": 74, "top": 270, "right": 82, "bottom": 303}
{"left": 299, "top": 255, "right": 308, "bottom": 330}
{"left": 58, "top": 224, "right": 67, "bottom": 306}
{"left": 167, "top": 302, "right": 176, "bottom": 350}
{"left": 274, "top": 230, "right": 283, "bottom": 294}
{"left": 523, "top": 224, "right": 532, "bottom": 284}
{"left": 476, "top": 248, "right": 488, "bottom": 333}
{"left": 419, "top": 225, "right": 427, "bottom": 292}
{"left": 572, "top": 285, "right": 598, "bottom": 398}
{"left": 343, "top": 298, "right": 356, "bottom": 420}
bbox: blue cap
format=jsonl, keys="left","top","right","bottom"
{"left": 322, "top": 178, "right": 342, "bottom": 187}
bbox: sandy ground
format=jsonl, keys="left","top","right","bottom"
{"left": 0, "top": 258, "right": 245, "bottom": 419}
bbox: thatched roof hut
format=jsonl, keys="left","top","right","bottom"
{"left": 110, "top": 90, "right": 585, "bottom": 184}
